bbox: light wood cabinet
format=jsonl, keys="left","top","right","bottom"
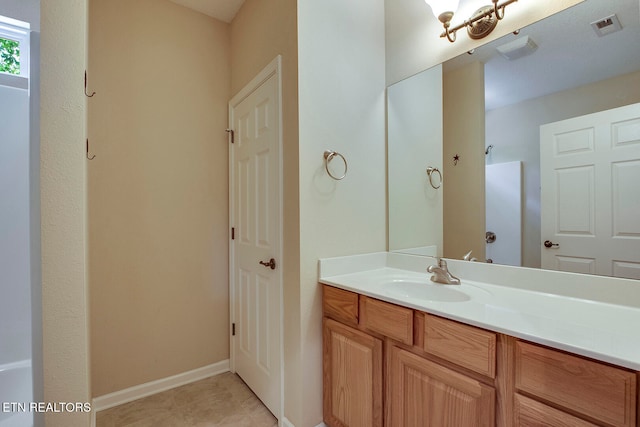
{"left": 514, "top": 394, "right": 599, "bottom": 427}
{"left": 323, "top": 317, "right": 383, "bottom": 427}
{"left": 323, "top": 286, "right": 359, "bottom": 327}
{"left": 321, "top": 284, "right": 639, "bottom": 427}
{"left": 387, "top": 344, "right": 495, "bottom": 426}
{"left": 515, "top": 341, "right": 637, "bottom": 427}
{"left": 420, "top": 312, "right": 497, "bottom": 378}
{"left": 360, "top": 295, "right": 413, "bottom": 345}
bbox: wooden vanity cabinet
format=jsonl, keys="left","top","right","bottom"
{"left": 387, "top": 344, "right": 495, "bottom": 426}
{"left": 321, "top": 284, "right": 639, "bottom": 427}
{"left": 323, "top": 287, "right": 383, "bottom": 427}
{"left": 323, "top": 318, "right": 383, "bottom": 427}
{"left": 323, "top": 285, "right": 359, "bottom": 327}
{"left": 385, "top": 311, "right": 498, "bottom": 427}
{"left": 419, "top": 312, "right": 497, "bottom": 378}
{"left": 514, "top": 341, "right": 637, "bottom": 427}
{"left": 514, "top": 394, "right": 600, "bottom": 427}
{"left": 360, "top": 296, "right": 413, "bottom": 345}
{"left": 323, "top": 286, "right": 495, "bottom": 427}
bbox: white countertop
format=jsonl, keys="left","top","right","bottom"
{"left": 318, "top": 252, "right": 640, "bottom": 370}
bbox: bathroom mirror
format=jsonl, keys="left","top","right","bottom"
{"left": 387, "top": 0, "right": 640, "bottom": 279}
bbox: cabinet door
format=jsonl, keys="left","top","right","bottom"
{"left": 323, "top": 318, "right": 383, "bottom": 427}
{"left": 388, "top": 345, "right": 495, "bottom": 427}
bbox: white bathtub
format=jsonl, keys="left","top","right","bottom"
{"left": 0, "top": 360, "right": 33, "bottom": 427}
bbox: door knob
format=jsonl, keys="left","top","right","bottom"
{"left": 486, "top": 231, "right": 497, "bottom": 244}
{"left": 544, "top": 240, "right": 559, "bottom": 248}
{"left": 259, "top": 258, "right": 276, "bottom": 270}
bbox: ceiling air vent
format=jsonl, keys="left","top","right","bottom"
{"left": 591, "top": 14, "right": 623, "bottom": 37}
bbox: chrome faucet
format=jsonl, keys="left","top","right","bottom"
{"left": 427, "top": 258, "right": 461, "bottom": 285}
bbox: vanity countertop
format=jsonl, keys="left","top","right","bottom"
{"left": 319, "top": 252, "right": 640, "bottom": 370}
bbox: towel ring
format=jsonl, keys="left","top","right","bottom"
{"left": 426, "top": 167, "right": 442, "bottom": 189}
{"left": 324, "top": 150, "right": 348, "bottom": 180}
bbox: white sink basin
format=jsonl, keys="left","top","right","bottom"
{"left": 384, "top": 279, "right": 471, "bottom": 302}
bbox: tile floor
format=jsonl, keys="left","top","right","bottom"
{"left": 96, "top": 372, "right": 278, "bottom": 427}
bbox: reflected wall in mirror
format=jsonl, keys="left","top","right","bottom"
{"left": 387, "top": 0, "right": 640, "bottom": 280}
{"left": 388, "top": 64, "right": 443, "bottom": 257}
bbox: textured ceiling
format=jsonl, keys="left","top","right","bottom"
{"left": 443, "top": 0, "right": 640, "bottom": 110}
{"left": 168, "top": 0, "right": 245, "bottom": 23}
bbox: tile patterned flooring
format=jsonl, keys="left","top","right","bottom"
{"left": 96, "top": 372, "right": 278, "bottom": 427}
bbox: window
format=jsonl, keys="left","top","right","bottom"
{"left": 0, "top": 37, "right": 20, "bottom": 74}
{"left": 0, "top": 15, "right": 30, "bottom": 78}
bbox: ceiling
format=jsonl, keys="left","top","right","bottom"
{"left": 168, "top": 0, "right": 245, "bottom": 23}
{"left": 168, "top": 0, "right": 640, "bottom": 111}
{"left": 444, "top": 0, "right": 640, "bottom": 110}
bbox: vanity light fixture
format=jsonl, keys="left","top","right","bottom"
{"left": 425, "top": 0, "right": 518, "bottom": 43}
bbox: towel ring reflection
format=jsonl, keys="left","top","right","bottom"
{"left": 426, "top": 167, "right": 442, "bottom": 189}
{"left": 324, "top": 150, "right": 348, "bottom": 180}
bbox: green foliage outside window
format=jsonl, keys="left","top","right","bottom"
{"left": 0, "top": 37, "right": 20, "bottom": 74}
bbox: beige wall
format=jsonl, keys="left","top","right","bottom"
{"left": 40, "top": 0, "right": 91, "bottom": 425}
{"left": 88, "top": 0, "right": 231, "bottom": 396}
{"left": 229, "top": 0, "right": 300, "bottom": 422}
{"left": 443, "top": 61, "right": 486, "bottom": 261}
{"left": 486, "top": 70, "right": 640, "bottom": 269}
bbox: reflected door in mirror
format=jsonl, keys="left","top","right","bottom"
{"left": 540, "top": 102, "right": 640, "bottom": 279}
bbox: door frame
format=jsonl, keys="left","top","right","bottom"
{"left": 228, "top": 55, "right": 284, "bottom": 420}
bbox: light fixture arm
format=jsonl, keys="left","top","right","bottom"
{"left": 493, "top": 0, "right": 506, "bottom": 20}
{"left": 444, "top": 25, "right": 456, "bottom": 42}
{"left": 438, "top": 0, "right": 518, "bottom": 41}
{"left": 439, "top": 12, "right": 457, "bottom": 42}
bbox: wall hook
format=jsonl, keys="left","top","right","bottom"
{"left": 84, "top": 70, "right": 96, "bottom": 98}
{"left": 225, "top": 128, "right": 234, "bottom": 144}
{"left": 86, "top": 138, "right": 95, "bottom": 160}
{"left": 453, "top": 154, "right": 460, "bottom": 165}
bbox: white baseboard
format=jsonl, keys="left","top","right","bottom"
{"left": 92, "top": 359, "right": 230, "bottom": 412}
{"left": 281, "top": 417, "right": 326, "bottom": 427}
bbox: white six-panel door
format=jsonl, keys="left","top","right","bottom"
{"left": 229, "top": 57, "right": 282, "bottom": 419}
{"left": 540, "top": 102, "right": 640, "bottom": 279}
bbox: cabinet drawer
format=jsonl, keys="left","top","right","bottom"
{"left": 514, "top": 394, "right": 598, "bottom": 427}
{"left": 515, "top": 341, "right": 637, "bottom": 427}
{"left": 422, "top": 313, "right": 496, "bottom": 378}
{"left": 359, "top": 296, "right": 413, "bottom": 345}
{"left": 322, "top": 285, "right": 358, "bottom": 326}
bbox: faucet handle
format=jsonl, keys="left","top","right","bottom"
{"left": 426, "top": 256, "right": 441, "bottom": 270}
{"left": 463, "top": 250, "right": 477, "bottom": 262}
